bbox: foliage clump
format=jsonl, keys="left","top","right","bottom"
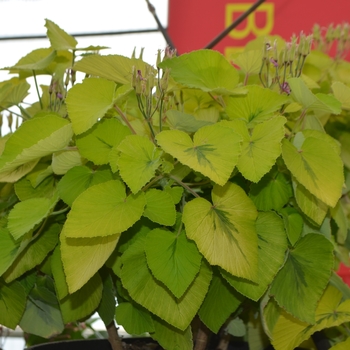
{"left": 1, "top": 20, "right": 350, "bottom": 350}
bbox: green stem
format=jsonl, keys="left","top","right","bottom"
{"left": 169, "top": 175, "right": 200, "bottom": 198}
{"left": 137, "top": 95, "right": 156, "bottom": 140}
{"left": 141, "top": 174, "right": 163, "bottom": 192}
{"left": 0, "top": 107, "right": 24, "bottom": 119}
{"left": 32, "top": 70, "right": 43, "bottom": 109}
{"left": 17, "top": 104, "right": 32, "bottom": 119}
{"left": 114, "top": 105, "right": 137, "bottom": 134}
{"left": 50, "top": 207, "right": 69, "bottom": 216}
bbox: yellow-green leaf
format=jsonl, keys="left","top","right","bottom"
{"left": 183, "top": 182, "right": 258, "bottom": 281}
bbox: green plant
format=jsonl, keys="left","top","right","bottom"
{"left": 1, "top": 19, "right": 350, "bottom": 350}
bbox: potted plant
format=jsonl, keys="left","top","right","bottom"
{"left": 1, "top": 19, "right": 350, "bottom": 350}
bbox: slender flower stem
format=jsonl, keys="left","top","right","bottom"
{"left": 169, "top": 175, "right": 200, "bottom": 198}
{"left": 114, "top": 105, "right": 137, "bottom": 134}
{"left": 0, "top": 107, "right": 24, "bottom": 119}
{"left": 32, "top": 70, "right": 42, "bottom": 109}
{"left": 17, "top": 104, "right": 32, "bottom": 119}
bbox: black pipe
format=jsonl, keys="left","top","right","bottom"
{"left": 0, "top": 28, "right": 160, "bottom": 41}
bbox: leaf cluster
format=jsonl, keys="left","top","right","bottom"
{"left": 1, "top": 20, "right": 350, "bottom": 350}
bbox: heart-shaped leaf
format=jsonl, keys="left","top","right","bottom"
{"left": 0, "top": 114, "right": 73, "bottom": 182}
{"left": 58, "top": 165, "right": 114, "bottom": 206}
{"left": 156, "top": 124, "right": 242, "bottom": 186}
{"left": 282, "top": 131, "right": 343, "bottom": 207}
{"left": 225, "top": 85, "right": 289, "bottom": 125}
{"left": 158, "top": 50, "right": 240, "bottom": 95}
{"left": 182, "top": 182, "right": 258, "bottom": 281}
{"left": 45, "top": 19, "right": 78, "bottom": 51}
{"left": 272, "top": 285, "right": 350, "bottom": 350}
{"left": 145, "top": 229, "right": 202, "bottom": 298}
{"left": 0, "top": 279, "right": 26, "bottom": 329}
{"left": 66, "top": 77, "right": 116, "bottom": 134}
{"left": 117, "top": 135, "right": 163, "bottom": 193}
{"left": 221, "top": 116, "right": 286, "bottom": 182}
{"left": 199, "top": 270, "right": 244, "bottom": 333}
{"left": 120, "top": 236, "right": 212, "bottom": 331}
{"left": 76, "top": 118, "right": 131, "bottom": 165}
{"left": 63, "top": 180, "right": 146, "bottom": 238}
{"left": 61, "top": 232, "right": 120, "bottom": 293}
{"left": 144, "top": 190, "right": 176, "bottom": 226}
{"left": 221, "top": 212, "right": 288, "bottom": 301}
{"left": 270, "top": 233, "right": 334, "bottom": 324}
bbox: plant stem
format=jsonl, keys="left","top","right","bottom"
{"left": 114, "top": 105, "right": 137, "bottom": 134}
{"left": 194, "top": 322, "right": 210, "bottom": 350}
{"left": 32, "top": 70, "right": 43, "bottom": 109}
{"left": 106, "top": 321, "right": 123, "bottom": 350}
{"left": 169, "top": 175, "right": 200, "bottom": 198}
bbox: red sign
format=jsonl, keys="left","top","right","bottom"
{"left": 168, "top": 0, "right": 350, "bottom": 57}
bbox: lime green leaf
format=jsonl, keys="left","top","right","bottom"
{"left": 0, "top": 279, "right": 26, "bottom": 329}
{"left": 339, "top": 132, "right": 350, "bottom": 169}
{"left": 249, "top": 168, "right": 292, "bottom": 211}
{"left": 63, "top": 180, "right": 145, "bottom": 238}
{"left": 9, "top": 49, "right": 56, "bottom": 71}
{"left": 158, "top": 50, "right": 239, "bottom": 95}
{"left": 144, "top": 190, "right": 176, "bottom": 226}
{"left": 332, "top": 81, "right": 350, "bottom": 110}
{"left": 51, "top": 246, "right": 69, "bottom": 300}
{"left": 222, "top": 116, "right": 286, "bottom": 182}
{"left": 0, "top": 114, "right": 73, "bottom": 182}
{"left": 270, "top": 234, "right": 334, "bottom": 324}
{"left": 45, "top": 19, "right": 77, "bottom": 51}
{"left": 58, "top": 165, "right": 114, "bottom": 207}
{"left": 232, "top": 50, "right": 263, "bottom": 76}
{"left": 52, "top": 150, "right": 84, "bottom": 175}
{"left": 282, "top": 131, "right": 344, "bottom": 207}
{"left": 221, "top": 212, "right": 288, "bottom": 301}
{"left": 226, "top": 318, "right": 246, "bottom": 337}
{"left": 73, "top": 54, "right": 153, "bottom": 85}
{"left": 15, "top": 174, "right": 56, "bottom": 201}
{"left": 60, "top": 273, "right": 103, "bottom": 323}
{"left": 272, "top": 284, "right": 350, "bottom": 350}
{"left": 19, "top": 279, "right": 64, "bottom": 338}
{"left": 117, "top": 135, "right": 162, "bottom": 193}
{"left": 120, "top": 236, "right": 212, "bottom": 331}
{"left": 156, "top": 124, "right": 242, "bottom": 186}
{"left": 4, "top": 223, "right": 60, "bottom": 283}
{"left": 165, "top": 110, "right": 213, "bottom": 132}
{"left": 288, "top": 78, "right": 341, "bottom": 114}
{"left": 115, "top": 302, "right": 155, "bottom": 335}
{"left": 0, "top": 79, "right": 30, "bottom": 108}
{"left": 76, "top": 118, "right": 131, "bottom": 165}
{"left": 145, "top": 229, "right": 202, "bottom": 298}
{"left": 26, "top": 163, "right": 54, "bottom": 188}
{"left": 164, "top": 186, "right": 184, "bottom": 204}
{"left": 183, "top": 182, "right": 258, "bottom": 281}
{"left": 293, "top": 180, "right": 328, "bottom": 226}
{"left": 331, "top": 200, "right": 348, "bottom": 244}
{"left": 225, "top": 85, "right": 289, "bottom": 125}
{"left": 330, "top": 338, "right": 350, "bottom": 349}
{"left": 199, "top": 270, "right": 244, "bottom": 333}
{"left": 61, "top": 232, "right": 120, "bottom": 293}
{"left": 7, "top": 193, "right": 58, "bottom": 240}
{"left": 66, "top": 77, "right": 116, "bottom": 134}
{"left": 0, "top": 228, "right": 20, "bottom": 275}
{"left": 279, "top": 207, "right": 303, "bottom": 246}
{"left": 151, "top": 316, "right": 193, "bottom": 350}
{"left": 97, "top": 272, "right": 116, "bottom": 325}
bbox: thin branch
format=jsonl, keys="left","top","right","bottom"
{"left": 32, "top": 70, "right": 43, "bottom": 109}
{"left": 169, "top": 175, "right": 200, "bottom": 198}
{"left": 114, "top": 105, "right": 137, "bottom": 134}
